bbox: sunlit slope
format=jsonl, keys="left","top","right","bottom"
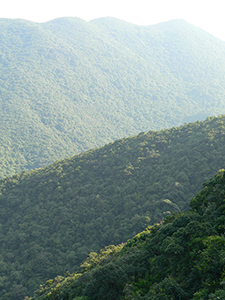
{"left": 1, "top": 17, "right": 225, "bottom": 177}
{"left": 31, "top": 170, "right": 225, "bottom": 300}
{"left": 1, "top": 116, "right": 225, "bottom": 298}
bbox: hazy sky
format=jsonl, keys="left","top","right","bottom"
{"left": 1, "top": 0, "right": 225, "bottom": 41}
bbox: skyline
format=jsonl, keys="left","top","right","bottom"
{"left": 0, "top": 0, "right": 225, "bottom": 41}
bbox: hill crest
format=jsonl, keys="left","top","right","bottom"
{"left": 1, "top": 115, "right": 225, "bottom": 298}
{"left": 1, "top": 17, "right": 225, "bottom": 179}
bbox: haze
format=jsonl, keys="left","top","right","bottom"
{"left": 1, "top": 0, "right": 225, "bottom": 41}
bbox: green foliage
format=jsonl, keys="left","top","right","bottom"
{"left": 144, "top": 277, "right": 189, "bottom": 299}
{"left": 3, "top": 16, "right": 225, "bottom": 300}
{"left": 80, "top": 245, "right": 123, "bottom": 272}
{"left": 30, "top": 170, "right": 225, "bottom": 300}
{"left": 2, "top": 116, "right": 225, "bottom": 298}
{"left": 84, "top": 262, "right": 128, "bottom": 300}
{"left": 1, "top": 18, "right": 225, "bottom": 178}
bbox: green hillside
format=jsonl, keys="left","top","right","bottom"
{"left": 1, "top": 17, "right": 225, "bottom": 177}
{"left": 1, "top": 115, "right": 225, "bottom": 298}
{"left": 30, "top": 169, "right": 225, "bottom": 300}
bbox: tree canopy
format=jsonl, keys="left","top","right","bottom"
{"left": 1, "top": 116, "right": 225, "bottom": 298}
{"left": 30, "top": 170, "right": 225, "bottom": 300}
{"left": 1, "top": 17, "right": 225, "bottom": 177}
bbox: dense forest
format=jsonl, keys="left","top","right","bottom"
{"left": 1, "top": 17, "right": 225, "bottom": 177}
{"left": 29, "top": 169, "right": 225, "bottom": 300}
{"left": 1, "top": 16, "right": 225, "bottom": 300}
{"left": 1, "top": 115, "right": 225, "bottom": 299}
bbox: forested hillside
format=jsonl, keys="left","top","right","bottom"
{"left": 1, "top": 17, "right": 225, "bottom": 177}
{"left": 30, "top": 169, "right": 225, "bottom": 300}
{"left": 1, "top": 115, "right": 225, "bottom": 299}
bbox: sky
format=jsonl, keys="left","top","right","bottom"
{"left": 1, "top": 0, "right": 225, "bottom": 41}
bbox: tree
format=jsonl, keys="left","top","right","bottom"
{"left": 84, "top": 262, "right": 128, "bottom": 300}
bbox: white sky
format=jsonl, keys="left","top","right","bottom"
{"left": 1, "top": 0, "right": 225, "bottom": 41}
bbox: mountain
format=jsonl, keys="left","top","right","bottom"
{"left": 30, "top": 169, "right": 225, "bottom": 300}
{"left": 1, "top": 115, "right": 225, "bottom": 299}
{"left": 1, "top": 17, "right": 225, "bottom": 178}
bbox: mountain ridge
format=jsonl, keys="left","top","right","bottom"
{"left": 1, "top": 17, "right": 225, "bottom": 178}
{"left": 30, "top": 169, "right": 225, "bottom": 300}
{"left": 1, "top": 115, "right": 225, "bottom": 298}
